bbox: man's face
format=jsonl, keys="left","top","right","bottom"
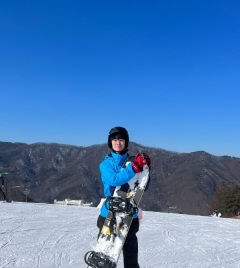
{"left": 111, "top": 138, "right": 125, "bottom": 152}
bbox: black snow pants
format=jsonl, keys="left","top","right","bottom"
{"left": 97, "top": 215, "right": 140, "bottom": 268}
{"left": 0, "top": 187, "right": 7, "bottom": 201}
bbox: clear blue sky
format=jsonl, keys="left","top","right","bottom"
{"left": 1, "top": 1, "right": 240, "bottom": 157}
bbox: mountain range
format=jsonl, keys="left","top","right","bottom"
{"left": 1, "top": 141, "right": 240, "bottom": 215}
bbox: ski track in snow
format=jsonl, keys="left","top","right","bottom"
{"left": 1, "top": 203, "right": 240, "bottom": 268}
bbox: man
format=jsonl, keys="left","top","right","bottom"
{"left": 97, "top": 126, "right": 151, "bottom": 268}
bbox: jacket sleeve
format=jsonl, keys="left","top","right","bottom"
{"left": 100, "top": 160, "right": 136, "bottom": 187}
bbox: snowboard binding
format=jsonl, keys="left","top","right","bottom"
{"left": 104, "top": 196, "right": 138, "bottom": 236}
{"left": 84, "top": 251, "right": 116, "bottom": 268}
{"left": 105, "top": 196, "right": 138, "bottom": 216}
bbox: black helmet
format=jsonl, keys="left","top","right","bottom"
{"left": 108, "top": 126, "right": 129, "bottom": 149}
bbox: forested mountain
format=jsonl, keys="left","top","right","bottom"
{"left": 1, "top": 141, "right": 240, "bottom": 215}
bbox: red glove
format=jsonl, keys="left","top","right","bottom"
{"left": 132, "top": 153, "right": 151, "bottom": 173}
{"left": 134, "top": 153, "right": 151, "bottom": 167}
{"left": 142, "top": 153, "right": 151, "bottom": 167}
{"left": 132, "top": 161, "right": 142, "bottom": 173}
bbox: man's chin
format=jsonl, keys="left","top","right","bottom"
{"left": 114, "top": 148, "right": 123, "bottom": 152}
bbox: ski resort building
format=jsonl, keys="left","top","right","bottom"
{"left": 54, "top": 198, "right": 93, "bottom": 207}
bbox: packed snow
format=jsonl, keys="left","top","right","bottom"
{"left": 0, "top": 202, "right": 240, "bottom": 268}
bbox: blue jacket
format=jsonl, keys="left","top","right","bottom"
{"left": 99, "top": 151, "right": 136, "bottom": 218}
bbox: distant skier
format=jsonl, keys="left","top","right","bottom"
{"left": 0, "top": 173, "right": 11, "bottom": 202}
{"left": 213, "top": 209, "right": 221, "bottom": 217}
{"left": 213, "top": 209, "right": 218, "bottom": 216}
{"left": 97, "top": 126, "right": 151, "bottom": 268}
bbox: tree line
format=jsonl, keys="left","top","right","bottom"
{"left": 209, "top": 184, "right": 240, "bottom": 217}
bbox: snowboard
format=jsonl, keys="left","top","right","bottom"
{"left": 84, "top": 155, "right": 150, "bottom": 268}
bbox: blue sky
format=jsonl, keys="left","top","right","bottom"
{"left": 1, "top": 1, "right": 240, "bottom": 157}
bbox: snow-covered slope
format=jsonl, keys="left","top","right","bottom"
{"left": 0, "top": 202, "right": 240, "bottom": 268}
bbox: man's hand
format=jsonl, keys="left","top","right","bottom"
{"left": 132, "top": 153, "right": 151, "bottom": 173}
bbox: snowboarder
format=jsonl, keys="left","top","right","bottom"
{"left": 213, "top": 209, "right": 218, "bottom": 217}
{"left": 213, "top": 209, "right": 221, "bottom": 217}
{"left": 97, "top": 126, "right": 151, "bottom": 268}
